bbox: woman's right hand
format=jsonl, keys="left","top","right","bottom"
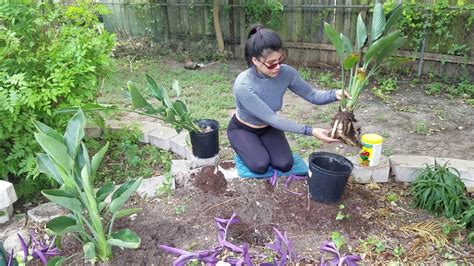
{"left": 312, "top": 128, "right": 340, "bottom": 143}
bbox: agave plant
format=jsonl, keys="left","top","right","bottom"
{"left": 324, "top": 2, "right": 406, "bottom": 146}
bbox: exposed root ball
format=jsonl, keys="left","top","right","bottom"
{"left": 330, "top": 111, "right": 361, "bottom": 148}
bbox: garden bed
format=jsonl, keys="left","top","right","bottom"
{"left": 94, "top": 166, "right": 474, "bottom": 264}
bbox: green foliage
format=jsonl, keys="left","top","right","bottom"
{"left": 324, "top": 3, "right": 406, "bottom": 111}
{"left": 0, "top": 1, "right": 115, "bottom": 180}
{"left": 86, "top": 128, "right": 172, "bottom": 185}
{"left": 299, "top": 67, "right": 312, "bottom": 80}
{"left": 244, "top": 0, "right": 283, "bottom": 29}
{"left": 372, "top": 77, "right": 398, "bottom": 102}
{"left": 425, "top": 82, "right": 443, "bottom": 96}
{"left": 331, "top": 231, "right": 345, "bottom": 250}
{"left": 360, "top": 236, "right": 385, "bottom": 254}
{"left": 128, "top": 75, "right": 201, "bottom": 133}
{"left": 34, "top": 110, "right": 141, "bottom": 262}
{"left": 394, "top": 2, "right": 473, "bottom": 56}
{"left": 414, "top": 121, "right": 429, "bottom": 135}
{"left": 411, "top": 162, "right": 470, "bottom": 219}
{"left": 386, "top": 192, "right": 398, "bottom": 203}
{"left": 336, "top": 204, "right": 350, "bottom": 221}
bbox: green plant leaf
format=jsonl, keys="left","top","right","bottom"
{"left": 32, "top": 120, "right": 63, "bottom": 143}
{"left": 83, "top": 242, "right": 96, "bottom": 260}
{"left": 37, "top": 154, "right": 64, "bottom": 184}
{"left": 364, "top": 30, "right": 401, "bottom": 67}
{"left": 96, "top": 181, "right": 115, "bottom": 203}
{"left": 375, "top": 36, "right": 407, "bottom": 66}
{"left": 385, "top": 4, "right": 403, "bottom": 33}
{"left": 107, "top": 229, "right": 140, "bottom": 249}
{"left": 91, "top": 142, "right": 109, "bottom": 178}
{"left": 47, "top": 256, "right": 65, "bottom": 266}
{"left": 171, "top": 79, "right": 181, "bottom": 97}
{"left": 46, "top": 216, "right": 82, "bottom": 235}
{"left": 324, "top": 22, "right": 344, "bottom": 57}
{"left": 173, "top": 100, "right": 188, "bottom": 116}
{"left": 356, "top": 13, "right": 367, "bottom": 51}
{"left": 109, "top": 178, "right": 142, "bottom": 214}
{"left": 115, "top": 208, "right": 141, "bottom": 220}
{"left": 146, "top": 74, "right": 163, "bottom": 101}
{"left": 371, "top": 3, "right": 386, "bottom": 42}
{"left": 35, "top": 132, "right": 73, "bottom": 174}
{"left": 340, "top": 33, "right": 353, "bottom": 54}
{"left": 42, "top": 189, "right": 82, "bottom": 213}
{"left": 161, "top": 85, "right": 173, "bottom": 108}
{"left": 343, "top": 53, "right": 359, "bottom": 70}
{"left": 64, "top": 109, "right": 86, "bottom": 158}
{"left": 58, "top": 103, "right": 118, "bottom": 114}
{"left": 128, "top": 81, "right": 150, "bottom": 109}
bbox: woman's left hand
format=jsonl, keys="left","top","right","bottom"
{"left": 335, "top": 89, "right": 353, "bottom": 100}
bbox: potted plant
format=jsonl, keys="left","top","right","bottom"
{"left": 324, "top": 2, "right": 407, "bottom": 147}
{"left": 128, "top": 74, "right": 220, "bottom": 159}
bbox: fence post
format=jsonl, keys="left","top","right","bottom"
{"left": 239, "top": 0, "right": 246, "bottom": 59}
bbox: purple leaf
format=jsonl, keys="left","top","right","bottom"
{"left": 173, "top": 253, "right": 197, "bottom": 266}
{"left": 17, "top": 233, "right": 29, "bottom": 262}
{"left": 267, "top": 170, "right": 278, "bottom": 187}
{"left": 33, "top": 249, "right": 48, "bottom": 266}
{"left": 341, "top": 254, "right": 361, "bottom": 266}
{"left": 159, "top": 245, "right": 190, "bottom": 256}
{"left": 8, "top": 249, "right": 14, "bottom": 266}
{"left": 215, "top": 212, "right": 244, "bottom": 253}
{"left": 320, "top": 240, "right": 339, "bottom": 256}
{"left": 242, "top": 243, "right": 253, "bottom": 266}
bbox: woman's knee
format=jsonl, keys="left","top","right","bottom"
{"left": 247, "top": 158, "right": 270, "bottom": 174}
{"left": 272, "top": 156, "right": 294, "bottom": 172}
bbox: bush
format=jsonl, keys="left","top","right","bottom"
{"left": 0, "top": 1, "right": 115, "bottom": 182}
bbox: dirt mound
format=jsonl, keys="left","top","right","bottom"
{"left": 192, "top": 166, "right": 228, "bottom": 194}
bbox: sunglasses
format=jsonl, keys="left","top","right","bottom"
{"left": 258, "top": 55, "right": 286, "bottom": 70}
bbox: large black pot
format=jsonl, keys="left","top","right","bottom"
{"left": 189, "top": 119, "right": 220, "bottom": 159}
{"left": 308, "top": 152, "right": 353, "bottom": 204}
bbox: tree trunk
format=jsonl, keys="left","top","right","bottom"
{"left": 213, "top": 0, "right": 225, "bottom": 53}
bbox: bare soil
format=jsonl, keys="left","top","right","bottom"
{"left": 104, "top": 173, "right": 473, "bottom": 265}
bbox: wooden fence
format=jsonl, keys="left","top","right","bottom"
{"left": 98, "top": 0, "right": 474, "bottom": 78}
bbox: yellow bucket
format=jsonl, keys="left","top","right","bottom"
{"left": 359, "top": 134, "right": 383, "bottom": 167}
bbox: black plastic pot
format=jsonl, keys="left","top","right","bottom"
{"left": 308, "top": 152, "right": 353, "bottom": 204}
{"left": 189, "top": 119, "right": 220, "bottom": 159}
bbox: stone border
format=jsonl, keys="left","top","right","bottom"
{"left": 89, "top": 120, "right": 474, "bottom": 194}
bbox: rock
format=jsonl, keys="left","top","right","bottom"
{"left": 0, "top": 214, "right": 27, "bottom": 240}
{"left": 0, "top": 206, "right": 14, "bottom": 224}
{"left": 27, "top": 202, "right": 66, "bottom": 224}
{"left": 436, "top": 157, "right": 474, "bottom": 192}
{"left": 390, "top": 155, "right": 435, "bottom": 182}
{"left": 136, "top": 176, "right": 175, "bottom": 199}
{"left": 349, "top": 156, "right": 390, "bottom": 183}
{"left": 0, "top": 180, "right": 17, "bottom": 209}
{"left": 149, "top": 126, "right": 179, "bottom": 151}
{"left": 3, "top": 229, "right": 29, "bottom": 254}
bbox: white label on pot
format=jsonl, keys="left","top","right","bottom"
{"left": 308, "top": 170, "right": 312, "bottom": 178}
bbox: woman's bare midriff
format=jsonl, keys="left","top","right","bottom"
{"left": 236, "top": 114, "right": 268, "bottom": 129}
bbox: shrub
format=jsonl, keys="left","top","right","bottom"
{"left": 411, "top": 162, "right": 470, "bottom": 218}
{"left": 0, "top": 1, "right": 115, "bottom": 182}
{"left": 34, "top": 109, "right": 141, "bottom": 263}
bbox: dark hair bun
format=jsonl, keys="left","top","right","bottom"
{"left": 247, "top": 24, "right": 264, "bottom": 39}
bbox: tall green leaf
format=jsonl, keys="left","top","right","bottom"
{"left": 356, "top": 14, "right": 367, "bottom": 51}
{"left": 324, "top": 22, "right": 344, "bottom": 57}
{"left": 47, "top": 256, "right": 65, "bottom": 266}
{"left": 64, "top": 109, "right": 85, "bottom": 158}
{"left": 32, "top": 120, "right": 63, "bottom": 143}
{"left": 34, "top": 132, "right": 73, "bottom": 174}
{"left": 96, "top": 181, "right": 115, "bottom": 203}
{"left": 375, "top": 36, "right": 407, "bottom": 66}
{"left": 371, "top": 3, "right": 386, "bottom": 42}
{"left": 146, "top": 74, "right": 163, "bottom": 101}
{"left": 364, "top": 30, "right": 401, "bottom": 67}
{"left": 343, "top": 53, "right": 359, "bottom": 70}
{"left": 37, "top": 154, "right": 64, "bottom": 184}
{"left": 42, "top": 189, "right": 82, "bottom": 213}
{"left": 91, "top": 142, "right": 109, "bottom": 178}
{"left": 171, "top": 79, "right": 181, "bottom": 97}
{"left": 128, "top": 82, "right": 150, "bottom": 109}
{"left": 340, "top": 33, "right": 353, "bottom": 54}
{"left": 161, "top": 85, "right": 173, "bottom": 108}
{"left": 115, "top": 208, "right": 141, "bottom": 220}
{"left": 46, "top": 216, "right": 82, "bottom": 235}
{"left": 107, "top": 229, "right": 140, "bottom": 249}
{"left": 108, "top": 178, "right": 142, "bottom": 214}
{"left": 385, "top": 4, "right": 403, "bottom": 33}
{"left": 83, "top": 242, "right": 96, "bottom": 260}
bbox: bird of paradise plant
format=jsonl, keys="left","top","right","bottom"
{"left": 324, "top": 2, "right": 406, "bottom": 147}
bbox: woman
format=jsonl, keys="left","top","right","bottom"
{"left": 227, "top": 25, "right": 351, "bottom": 174}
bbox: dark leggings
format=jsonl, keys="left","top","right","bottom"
{"left": 227, "top": 115, "right": 293, "bottom": 174}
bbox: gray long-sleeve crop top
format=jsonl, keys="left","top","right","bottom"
{"left": 233, "top": 64, "right": 337, "bottom": 136}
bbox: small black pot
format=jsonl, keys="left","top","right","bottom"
{"left": 308, "top": 152, "right": 353, "bottom": 204}
{"left": 189, "top": 119, "right": 220, "bottom": 159}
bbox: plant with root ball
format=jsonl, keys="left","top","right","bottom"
{"left": 324, "top": 2, "right": 406, "bottom": 147}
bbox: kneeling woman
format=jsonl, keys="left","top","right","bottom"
{"left": 227, "top": 25, "right": 350, "bottom": 174}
